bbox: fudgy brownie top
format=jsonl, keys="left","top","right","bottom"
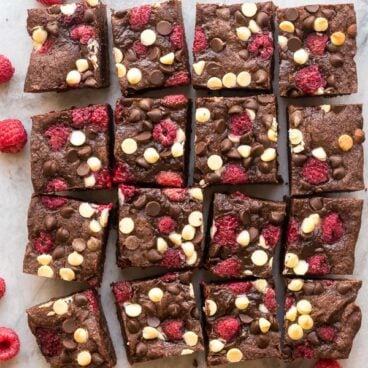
{"left": 192, "top": 2, "right": 276, "bottom": 91}
{"left": 288, "top": 104, "right": 365, "bottom": 195}
{"left": 194, "top": 95, "right": 279, "bottom": 187}
{"left": 277, "top": 4, "right": 357, "bottom": 97}
{"left": 113, "top": 95, "right": 189, "bottom": 187}
{"left": 203, "top": 279, "right": 281, "bottom": 365}
{"left": 284, "top": 279, "right": 362, "bottom": 361}
{"left": 111, "top": 0, "right": 190, "bottom": 95}
{"left": 284, "top": 197, "right": 363, "bottom": 276}
{"left": 112, "top": 272, "right": 203, "bottom": 364}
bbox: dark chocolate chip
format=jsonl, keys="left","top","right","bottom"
{"left": 245, "top": 99, "right": 259, "bottom": 110}
{"left": 214, "top": 119, "right": 226, "bottom": 134}
{"left": 226, "top": 148, "right": 241, "bottom": 159}
{"left": 77, "top": 146, "right": 92, "bottom": 159}
{"left": 43, "top": 160, "right": 58, "bottom": 176}
{"left": 285, "top": 8, "right": 299, "bottom": 21}
{"left": 128, "top": 108, "right": 142, "bottom": 122}
{"left": 270, "top": 211, "right": 284, "bottom": 224}
{"left": 124, "top": 235, "right": 140, "bottom": 250}
{"left": 62, "top": 318, "right": 78, "bottom": 334}
{"left": 250, "top": 321, "right": 260, "bottom": 334}
{"left": 332, "top": 167, "right": 346, "bottom": 180}
{"left": 139, "top": 99, "right": 153, "bottom": 111}
{"left": 206, "top": 62, "right": 222, "bottom": 77}
{"left": 256, "top": 12, "right": 270, "bottom": 26}
{"left": 303, "top": 15, "right": 315, "bottom": 30}
{"left": 72, "top": 238, "right": 87, "bottom": 252}
{"left": 149, "top": 70, "right": 165, "bottom": 85}
{"left": 210, "top": 37, "right": 225, "bottom": 52}
{"left": 258, "top": 161, "right": 271, "bottom": 173}
{"left": 56, "top": 227, "right": 70, "bottom": 242}
{"left": 251, "top": 143, "right": 264, "bottom": 157}
{"left": 336, "top": 282, "right": 350, "bottom": 295}
{"left": 83, "top": 8, "right": 95, "bottom": 23}
{"left": 147, "top": 316, "right": 160, "bottom": 328}
{"left": 77, "top": 163, "right": 90, "bottom": 177}
{"left": 216, "top": 7, "right": 230, "bottom": 20}
{"left": 91, "top": 353, "right": 104, "bottom": 366}
{"left": 62, "top": 338, "right": 77, "bottom": 350}
{"left": 242, "top": 157, "right": 252, "bottom": 169}
{"left": 292, "top": 154, "right": 308, "bottom": 166}
{"left": 329, "top": 155, "right": 342, "bottom": 168}
{"left": 147, "top": 46, "right": 161, "bottom": 61}
{"left": 45, "top": 215, "right": 57, "bottom": 231}
{"left": 168, "top": 303, "right": 180, "bottom": 316}
{"left": 135, "top": 131, "right": 152, "bottom": 142}
{"left": 239, "top": 49, "right": 249, "bottom": 60}
{"left": 147, "top": 109, "right": 163, "bottom": 122}
{"left": 307, "top": 331, "right": 320, "bottom": 345}
{"left": 287, "top": 37, "right": 302, "bottom": 51}
{"left": 221, "top": 139, "right": 232, "bottom": 153}
{"left": 254, "top": 69, "right": 268, "bottom": 84}
{"left": 330, "top": 53, "right": 344, "bottom": 67}
{"left": 195, "top": 142, "right": 207, "bottom": 156}
{"left": 133, "top": 194, "right": 147, "bottom": 209}
{"left": 147, "top": 249, "right": 162, "bottom": 262}
{"left": 305, "top": 5, "right": 319, "bottom": 13}
{"left": 136, "top": 343, "right": 148, "bottom": 357}
{"left": 145, "top": 201, "right": 161, "bottom": 217}
{"left": 235, "top": 10, "right": 248, "bottom": 25}
{"left": 239, "top": 314, "right": 253, "bottom": 324}
{"left": 74, "top": 294, "right": 88, "bottom": 306}
{"left": 66, "top": 150, "right": 79, "bottom": 163}
{"left": 125, "top": 49, "right": 138, "bottom": 62}
{"left": 127, "top": 320, "right": 140, "bottom": 333}
{"left": 309, "top": 197, "right": 323, "bottom": 211}
{"left": 46, "top": 21, "right": 59, "bottom": 36}
{"left": 156, "top": 20, "right": 172, "bottom": 35}
{"left": 60, "top": 207, "right": 74, "bottom": 219}
{"left": 248, "top": 227, "right": 259, "bottom": 242}
{"left": 256, "top": 334, "right": 270, "bottom": 348}
{"left": 52, "top": 246, "right": 65, "bottom": 259}
{"left": 228, "top": 105, "right": 243, "bottom": 115}
{"left": 240, "top": 210, "right": 250, "bottom": 225}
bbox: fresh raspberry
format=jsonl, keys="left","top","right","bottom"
{"left": 293, "top": 344, "right": 315, "bottom": 359}
{"left": 162, "top": 320, "right": 184, "bottom": 341}
{"left": 295, "top": 65, "right": 326, "bottom": 95}
{"left": 214, "top": 317, "right": 240, "bottom": 342}
{"left": 40, "top": 196, "right": 68, "bottom": 210}
{"left": 133, "top": 41, "right": 148, "bottom": 57}
{"left": 45, "top": 178, "right": 68, "bottom": 193}
{"left": 94, "top": 169, "right": 112, "bottom": 189}
{"left": 44, "top": 124, "right": 71, "bottom": 151}
{"left": 158, "top": 217, "right": 177, "bottom": 235}
{"left": 307, "top": 255, "right": 330, "bottom": 275}
{"left": 227, "top": 282, "right": 252, "bottom": 295}
{"left": 32, "top": 231, "right": 54, "bottom": 254}
{"left": 263, "top": 288, "right": 277, "bottom": 313}
{"left": 230, "top": 112, "right": 252, "bottom": 136}
{"left": 0, "top": 55, "right": 15, "bottom": 84}
{"left": 112, "top": 281, "right": 132, "bottom": 304}
{"left": 163, "top": 188, "right": 187, "bottom": 202}
{"left": 221, "top": 164, "right": 248, "bottom": 184}
{"left": 248, "top": 32, "right": 274, "bottom": 60}
{"left": 84, "top": 290, "right": 98, "bottom": 312}
{"left": 72, "top": 107, "right": 92, "bottom": 127}
{"left": 302, "top": 158, "right": 329, "bottom": 185}
{"left": 162, "top": 95, "right": 188, "bottom": 109}
{"left": 35, "top": 328, "right": 61, "bottom": 357}
{"left": 156, "top": 171, "right": 184, "bottom": 187}
{"left": 153, "top": 119, "right": 178, "bottom": 146}
{"left": 261, "top": 225, "right": 281, "bottom": 248}
{"left": 165, "top": 71, "right": 190, "bottom": 87}
{"left": 0, "top": 278, "right": 5, "bottom": 299}
{"left": 0, "top": 327, "right": 20, "bottom": 361}
{"left": 212, "top": 257, "right": 242, "bottom": 278}
{"left": 161, "top": 249, "right": 184, "bottom": 268}
{"left": 0, "top": 119, "right": 27, "bottom": 154}
{"left": 91, "top": 106, "right": 109, "bottom": 131}
{"left": 213, "top": 215, "right": 239, "bottom": 248}
{"left": 71, "top": 25, "right": 95, "bottom": 44}
{"left": 315, "top": 359, "right": 341, "bottom": 368}
{"left": 113, "top": 162, "right": 135, "bottom": 184}
{"left": 285, "top": 296, "right": 295, "bottom": 311}
{"left": 193, "top": 26, "right": 208, "bottom": 54}
{"left": 62, "top": 3, "right": 85, "bottom": 25}
{"left": 37, "top": 0, "right": 62, "bottom": 5}
{"left": 322, "top": 213, "right": 344, "bottom": 244}
{"left": 232, "top": 192, "right": 251, "bottom": 200}
{"left": 306, "top": 34, "right": 328, "bottom": 56}
{"left": 129, "top": 5, "right": 151, "bottom": 30}
{"left": 170, "top": 25, "right": 184, "bottom": 49}
{"left": 37, "top": 39, "right": 54, "bottom": 54}
{"left": 317, "top": 327, "right": 336, "bottom": 342}
{"left": 119, "top": 185, "right": 138, "bottom": 203}
{"left": 287, "top": 219, "right": 300, "bottom": 245}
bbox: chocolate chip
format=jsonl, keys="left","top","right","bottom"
{"left": 46, "top": 21, "right": 59, "bottom": 36}
{"left": 84, "top": 78, "right": 97, "bottom": 87}
{"left": 314, "top": 283, "right": 324, "bottom": 294}
{"left": 216, "top": 7, "right": 230, "bottom": 20}
{"left": 347, "top": 24, "right": 357, "bottom": 37}
{"left": 239, "top": 314, "right": 253, "bottom": 324}
{"left": 149, "top": 70, "right": 165, "bottom": 85}
{"left": 242, "top": 157, "right": 252, "bottom": 169}
{"left": 309, "top": 197, "right": 323, "bottom": 211}
{"left": 166, "top": 284, "right": 180, "bottom": 295}
{"left": 331, "top": 105, "right": 345, "bottom": 114}
{"left": 329, "top": 155, "right": 342, "bottom": 168}
{"left": 336, "top": 282, "right": 350, "bottom": 295}
{"left": 60, "top": 207, "right": 74, "bottom": 219}
{"left": 92, "top": 353, "right": 104, "bottom": 366}
{"left": 332, "top": 167, "right": 346, "bottom": 180}
{"left": 128, "top": 108, "right": 142, "bottom": 122}
{"left": 256, "top": 11, "right": 270, "bottom": 26}
{"left": 147, "top": 46, "right": 161, "bottom": 61}
{"left": 133, "top": 194, "right": 147, "bottom": 209}
{"left": 43, "top": 160, "right": 58, "bottom": 176}
{"left": 228, "top": 105, "right": 243, "bottom": 115}
{"left": 303, "top": 283, "right": 315, "bottom": 295}
{"left": 139, "top": 99, "right": 153, "bottom": 111}
{"left": 248, "top": 227, "right": 259, "bottom": 242}
{"left": 168, "top": 303, "right": 180, "bottom": 316}
{"left": 134, "top": 131, "right": 152, "bottom": 143}
{"left": 125, "top": 235, "right": 140, "bottom": 250}
{"left": 270, "top": 211, "right": 284, "bottom": 224}
{"left": 285, "top": 8, "right": 299, "bottom": 21}
{"left": 142, "top": 120, "right": 153, "bottom": 131}
{"left": 45, "top": 215, "right": 57, "bottom": 231}
{"left": 147, "top": 249, "right": 162, "bottom": 262}
{"left": 326, "top": 43, "right": 340, "bottom": 53}
{"left": 307, "top": 331, "right": 320, "bottom": 345}
{"left": 210, "top": 37, "right": 225, "bottom": 52}
{"left": 147, "top": 316, "right": 160, "bottom": 328}
{"left": 136, "top": 343, "right": 148, "bottom": 357}
{"left": 62, "top": 318, "right": 78, "bottom": 333}
{"left": 206, "top": 61, "right": 222, "bottom": 77}
{"left": 87, "top": 237, "right": 101, "bottom": 251}
{"left": 292, "top": 154, "right": 307, "bottom": 167}
{"left": 160, "top": 64, "right": 175, "bottom": 74}
{"left": 214, "top": 119, "right": 226, "bottom": 133}
{"left": 66, "top": 150, "right": 79, "bottom": 163}
{"left": 321, "top": 8, "right": 335, "bottom": 18}
{"left": 83, "top": 8, "right": 95, "bottom": 23}
{"left": 254, "top": 69, "right": 268, "bottom": 84}
{"left": 81, "top": 70, "right": 94, "bottom": 81}
{"left": 142, "top": 301, "right": 156, "bottom": 315}
{"left": 331, "top": 54, "right": 344, "bottom": 67}
{"left": 303, "top": 15, "right": 315, "bottom": 30}
{"left": 250, "top": 321, "right": 260, "bottom": 334}
{"left": 72, "top": 238, "right": 87, "bottom": 252}
{"left": 77, "top": 163, "right": 90, "bottom": 177}
{"left": 127, "top": 320, "right": 140, "bottom": 333}
{"left": 240, "top": 210, "right": 250, "bottom": 225}
{"left": 258, "top": 161, "right": 272, "bottom": 173}
{"left": 256, "top": 335, "right": 270, "bottom": 348}
{"left": 305, "top": 4, "right": 319, "bottom": 13}
{"left": 136, "top": 157, "right": 149, "bottom": 168}
{"left": 74, "top": 294, "right": 88, "bottom": 306}
{"left": 195, "top": 142, "right": 207, "bottom": 156}
{"left": 354, "top": 129, "right": 365, "bottom": 144}
{"left": 126, "top": 49, "right": 138, "bottom": 62}
{"left": 56, "top": 227, "right": 70, "bottom": 242}
{"left": 226, "top": 148, "right": 242, "bottom": 159}
{"left": 77, "top": 146, "right": 92, "bottom": 159}
{"left": 244, "top": 99, "right": 259, "bottom": 110}
{"left": 239, "top": 49, "right": 249, "bottom": 60}
{"left": 156, "top": 20, "right": 172, "bottom": 35}
{"left": 52, "top": 246, "right": 65, "bottom": 259}
{"left": 62, "top": 338, "right": 77, "bottom": 350}
{"left": 287, "top": 37, "right": 302, "bottom": 52}
{"left": 235, "top": 10, "right": 248, "bottom": 25}
{"left": 147, "top": 109, "right": 163, "bottom": 122}
{"left": 251, "top": 143, "right": 264, "bottom": 157}
{"left": 220, "top": 139, "right": 232, "bottom": 153}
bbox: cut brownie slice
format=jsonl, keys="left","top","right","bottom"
{"left": 111, "top": 0, "right": 190, "bottom": 95}
{"left": 203, "top": 279, "right": 281, "bottom": 365}
{"left": 27, "top": 289, "right": 116, "bottom": 367}
{"left": 277, "top": 4, "right": 358, "bottom": 97}
{"left": 284, "top": 197, "right": 363, "bottom": 276}
{"left": 117, "top": 186, "right": 203, "bottom": 269}
{"left": 31, "top": 104, "right": 112, "bottom": 193}
{"left": 23, "top": 195, "right": 111, "bottom": 287}
{"left": 289, "top": 104, "right": 365, "bottom": 195}
{"left": 113, "top": 95, "right": 189, "bottom": 187}
{"left": 192, "top": 2, "right": 276, "bottom": 91}
{"left": 194, "top": 95, "right": 279, "bottom": 187}
{"left": 25, "top": 0, "right": 110, "bottom": 92}
{"left": 283, "top": 279, "right": 362, "bottom": 361}
{"left": 111, "top": 272, "right": 203, "bottom": 364}
{"left": 207, "top": 192, "right": 286, "bottom": 278}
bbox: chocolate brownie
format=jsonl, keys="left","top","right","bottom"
{"left": 283, "top": 279, "right": 362, "bottom": 361}
{"left": 289, "top": 104, "right": 365, "bottom": 196}
{"left": 25, "top": 0, "right": 110, "bottom": 93}
{"left": 117, "top": 186, "right": 203, "bottom": 269}
{"left": 31, "top": 104, "right": 112, "bottom": 193}
{"left": 111, "top": 0, "right": 190, "bottom": 95}
{"left": 111, "top": 272, "right": 203, "bottom": 364}
{"left": 27, "top": 289, "right": 116, "bottom": 367}
{"left": 277, "top": 4, "right": 358, "bottom": 97}
{"left": 192, "top": 2, "right": 276, "bottom": 91}
{"left": 284, "top": 197, "right": 363, "bottom": 276}
{"left": 194, "top": 95, "right": 279, "bottom": 187}
{"left": 23, "top": 195, "right": 111, "bottom": 287}
{"left": 113, "top": 96, "right": 189, "bottom": 187}
{"left": 203, "top": 279, "right": 281, "bottom": 365}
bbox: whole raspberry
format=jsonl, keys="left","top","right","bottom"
{"left": 119, "top": 185, "right": 138, "bottom": 203}
{"left": 32, "top": 231, "right": 54, "bottom": 254}
{"left": 37, "top": 0, "right": 62, "bottom": 5}
{"left": 84, "top": 290, "right": 98, "bottom": 312}
{"left": 165, "top": 71, "right": 190, "bottom": 87}
{"left": 322, "top": 213, "right": 344, "bottom": 244}
{"left": 306, "top": 34, "right": 328, "bottom": 56}
{"left": 162, "top": 95, "right": 188, "bottom": 109}
{"left": 112, "top": 281, "right": 132, "bottom": 304}
{"left": 0, "top": 327, "right": 20, "bottom": 361}
{"left": 295, "top": 65, "right": 326, "bottom": 95}
{"left": 44, "top": 124, "right": 71, "bottom": 151}
{"left": 307, "top": 254, "right": 330, "bottom": 275}
{"left": 35, "top": 328, "right": 62, "bottom": 357}
{"left": 0, "top": 278, "right": 5, "bottom": 299}
{"left": 129, "top": 5, "right": 151, "bottom": 30}
{"left": 293, "top": 344, "right": 315, "bottom": 359}
{"left": 227, "top": 282, "right": 252, "bottom": 295}
{"left": 161, "top": 249, "right": 184, "bottom": 269}
{"left": 212, "top": 257, "right": 242, "bottom": 278}
{"left": 263, "top": 288, "right": 277, "bottom": 313}
{"left": 72, "top": 107, "right": 92, "bottom": 127}
{"left": 221, "top": 164, "right": 248, "bottom": 184}
{"left": 214, "top": 317, "right": 240, "bottom": 342}
{"left": 94, "top": 169, "right": 112, "bottom": 189}
{"left": 285, "top": 296, "right": 295, "bottom": 311}
{"left": 213, "top": 215, "right": 239, "bottom": 248}
{"left": 162, "top": 320, "right": 184, "bottom": 341}
{"left": 302, "top": 158, "right": 329, "bottom": 185}
{"left": 317, "top": 327, "right": 336, "bottom": 342}
{"left": 248, "top": 32, "right": 274, "bottom": 60}
{"left": 113, "top": 162, "right": 135, "bottom": 184}
{"left": 230, "top": 112, "right": 252, "bottom": 136}
{"left": 91, "top": 106, "right": 109, "bottom": 131}
{"left": 163, "top": 188, "right": 187, "bottom": 202}
{"left": 287, "top": 219, "right": 300, "bottom": 245}
{"left": 170, "top": 25, "right": 184, "bottom": 49}
{"left": 45, "top": 179, "right": 68, "bottom": 192}
{"left": 71, "top": 25, "right": 95, "bottom": 44}
{"left": 261, "top": 225, "right": 281, "bottom": 248}
{"left": 156, "top": 171, "right": 184, "bottom": 187}
{"left": 40, "top": 196, "right": 68, "bottom": 210}
{"left": 63, "top": 3, "right": 85, "bottom": 26}
{"left": 0, "top": 55, "right": 15, "bottom": 84}
{"left": 158, "top": 217, "right": 177, "bottom": 235}
{"left": 133, "top": 41, "right": 148, "bottom": 57}
{"left": 0, "top": 119, "right": 27, "bottom": 154}
{"left": 193, "top": 26, "right": 208, "bottom": 54}
{"left": 153, "top": 119, "right": 178, "bottom": 146}
{"left": 315, "top": 359, "right": 341, "bottom": 368}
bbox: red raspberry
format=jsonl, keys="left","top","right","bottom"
{"left": 153, "top": 119, "right": 178, "bottom": 146}
{"left": 40, "top": 196, "right": 68, "bottom": 210}
{"left": 156, "top": 171, "right": 184, "bottom": 187}
{"left": 158, "top": 217, "right": 177, "bottom": 235}
{"left": 162, "top": 320, "right": 184, "bottom": 341}
{"left": 119, "top": 185, "right": 138, "bottom": 203}
{"left": 230, "top": 112, "right": 252, "bottom": 136}
{"left": 0, "top": 278, "right": 5, "bottom": 299}
{"left": 221, "top": 164, "right": 248, "bottom": 184}
{"left": 91, "top": 106, "right": 109, "bottom": 131}
{"left": 212, "top": 257, "right": 242, "bottom": 278}
{"left": 113, "top": 162, "right": 135, "bottom": 184}
{"left": 84, "top": 290, "right": 98, "bottom": 312}
{"left": 37, "top": 39, "right": 54, "bottom": 54}
{"left": 160, "top": 273, "right": 177, "bottom": 282}
{"left": 315, "top": 359, "right": 341, "bottom": 368}
{"left": 45, "top": 178, "right": 68, "bottom": 193}
{"left": 165, "top": 71, "right": 190, "bottom": 87}
{"left": 94, "top": 169, "right": 112, "bottom": 189}
{"left": 306, "top": 33, "right": 328, "bottom": 56}
{"left": 37, "top": 0, "right": 62, "bottom": 5}
{"left": 133, "top": 41, "right": 148, "bottom": 57}
{"left": 170, "top": 25, "right": 184, "bottom": 49}
{"left": 112, "top": 281, "right": 132, "bottom": 304}
{"left": 302, "top": 158, "right": 329, "bottom": 185}
{"left": 0, "top": 119, "right": 27, "bottom": 154}
{"left": 0, "top": 327, "right": 20, "bottom": 361}
{"left": 322, "top": 213, "right": 344, "bottom": 244}
{"left": 63, "top": 3, "right": 85, "bottom": 26}
{"left": 0, "top": 55, "right": 15, "bottom": 84}
{"left": 162, "top": 95, "right": 188, "bottom": 109}
{"left": 285, "top": 296, "right": 295, "bottom": 311}
{"left": 72, "top": 107, "right": 92, "bottom": 127}
{"left": 295, "top": 65, "right": 326, "bottom": 95}
{"left": 214, "top": 317, "right": 240, "bottom": 342}
{"left": 32, "top": 231, "right": 54, "bottom": 254}
{"left": 317, "top": 327, "right": 336, "bottom": 342}
{"left": 71, "top": 25, "right": 95, "bottom": 44}
{"left": 261, "top": 225, "right": 281, "bottom": 248}
{"left": 44, "top": 124, "right": 71, "bottom": 151}
{"left": 163, "top": 188, "right": 187, "bottom": 202}
{"left": 161, "top": 249, "right": 184, "bottom": 268}
{"left": 129, "top": 5, "right": 151, "bottom": 30}
{"left": 307, "top": 255, "right": 330, "bottom": 275}
{"left": 294, "top": 344, "right": 315, "bottom": 359}
{"left": 213, "top": 215, "right": 239, "bottom": 248}
{"left": 193, "top": 26, "right": 208, "bottom": 54}
{"left": 232, "top": 192, "right": 251, "bottom": 200}
{"left": 263, "top": 288, "right": 277, "bottom": 313}
{"left": 227, "top": 282, "right": 252, "bottom": 295}
{"left": 287, "top": 219, "right": 300, "bottom": 245}
{"left": 248, "top": 32, "right": 274, "bottom": 60}
{"left": 35, "top": 328, "right": 61, "bottom": 357}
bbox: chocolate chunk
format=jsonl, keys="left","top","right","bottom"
{"left": 156, "top": 20, "right": 172, "bottom": 35}
{"left": 210, "top": 38, "right": 225, "bottom": 52}
{"left": 149, "top": 70, "right": 165, "bottom": 85}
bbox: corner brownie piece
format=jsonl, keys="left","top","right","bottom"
{"left": 25, "top": 0, "right": 109, "bottom": 93}
{"left": 192, "top": 2, "right": 276, "bottom": 91}
{"left": 117, "top": 186, "right": 203, "bottom": 269}
{"left": 277, "top": 4, "right": 357, "bottom": 97}
{"left": 203, "top": 279, "right": 281, "bottom": 365}
{"left": 284, "top": 197, "right": 363, "bottom": 276}
{"left": 194, "top": 95, "right": 279, "bottom": 187}
{"left": 111, "top": 0, "right": 190, "bottom": 95}
{"left": 31, "top": 104, "right": 112, "bottom": 193}
{"left": 111, "top": 272, "right": 203, "bottom": 364}
{"left": 289, "top": 104, "right": 365, "bottom": 195}
{"left": 207, "top": 192, "right": 286, "bottom": 278}
{"left": 283, "top": 279, "right": 362, "bottom": 361}
{"left": 27, "top": 289, "right": 116, "bottom": 367}
{"left": 113, "top": 95, "right": 189, "bottom": 187}
{"left": 23, "top": 195, "right": 111, "bottom": 287}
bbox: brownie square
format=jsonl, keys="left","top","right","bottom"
{"left": 113, "top": 95, "right": 189, "bottom": 187}
{"left": 25, "top": 0, "right": 110, "bottom": 93}
{"left": 111, "top": 0, "right": 190, "bottom": 95}
{"left": 284, "top": 197, "right": 363, "bottom": 276}
{"left": 194, "top": 95, "right": 279, "bottom": 187}
{"left": 277, "top": 4, "right": 358, "bottom": 97}
{"left": 23, "top": 195, "right": 111, "bottom": 287}
{"left": 31, "top": 104, "right": 112, "bottom": 193}
{"left": 207, "top": 192, "right": 286, "bottom": 278}
{"left": 203, "top": 279, "right": 281, "bottom": 365}
{"left": 283, "top": 279, "right": 362, "bottom": 361}
{"left": 192, "top": 2, "right": 276, "bottom": 91}
{"left": 111, "top": 272, "right": 204, "bottom": 364}
{"left": 27, "top": 289, "right": 116, "bottom": 367}
{"left": 288, "top": 104, "right": 365, "bottom": 195}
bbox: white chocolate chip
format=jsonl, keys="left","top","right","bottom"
{"left": 288, "top": 279, "right": 304, "bottom": 292}
{"left": 182, "top": 225, "right": 195, "bottom": 241}
{"left": 186, "top": 251, "right": 198, "bottom": 265}
{"left": 279, "top": 21, "right": 295, "bottom": 33}
{"left": 293, "top": 49, "right": 309, "bottom": 65}
{"left": 143, "top": 326, "right": 159, "bottom": 340}
{"left": 235, "top": 296, "right": 249, "bottom": 310}
{"left": 116, "top": 63, "right": 127, "bottom": 78}
{"left": 246, "top": 108, "right": 256, "bottom": 121}
{"left": 209, "top": 339, "right": 225, "bottom": 353}
{"left": 148, "top": 288, "right": 164, "bottom": 303}
{"left": 207, "top": 155, "right": 223, "bottom": 171}
{"left": 293, "top": 260, "right": 309, "bottom": 275}
{"left": 331, "top": 31, "right": 346, "bottom": 46}
{"left": 183, "top": 331, "right": 198, "bottom": 346}
{"left": 77, "top": 351, "right": 92, "bottom": 366}
{"left": 121, "top": 138, "right": 138, "bottom": 155}
{"left": 251, "top": 250, "right": 268, "bottom": 266}
{"left": 314, "top": 17, "right": 329, "bottom": 32}
{"left": 171, "top": 142, "right": 184, "bottom": 157}
{"left": 236, "top": 27, "right": 251, "bottom": 41}
{"left": 285, "top": 306, "right": 297, "bottom": 321}
{"left": 258, "top": 235, "right": 267, "bottom": 249}
{"left": 298, "top": 315, "right": 314, "bottom": 330}
{"left": 205, "top": 299, "right": 217, "bottom": 316}
{"left": 312, "top": 147, "right": 327, "bottom": 161}
{"left": 119, "top": 218, "right": 135, "bottom": 234}
{"left": 84, "top": 175, "right": 96, "bottom": 188}
{"left": 285, "top": 253, "right": 299, "bottom": 268}
{"left": 278, "top": 35, "right": 288, "bottom": 49}
{"left": 297, "top": 299, "right": 312, "bottom": 315}
{"left": 338, "top": 134, "right": 354, "bottom": 151}
{"left": 113, "top": 47, "right": 123, "bottom": 63}
{"left": 181, "top": 349, "right": 194, "bottom": 355}
{"left": 321, "top": 104, "right": 331, "bottom": 113}
{"left": 74, "top": 328, "right": 89, "bottom": 344}
{"left": 267, "top": 129, "right": 278, "bottom": 142}
{"left": 70, "top": 131, "right": 86, "bottom": 147}
{"left": 60, "top": 3, "right": 77, "bottom": 15}
{"left": 237, "top": 71, "right": 252, "bottom": 87}
{"left": 196, "top": 108, "right": 211, "bottom": 123}
{"left": 59, "top": 268, "right": 75, "bottom": 281}
{"left": 68, "top": 252, "right": 84, "bottom": 266}
{"left": 160, "top": 52, "right": 175, "bottom": 65}
{"left": 289, "top": 129, "right": 303, "bottom": 145}
{"left": 188, "top": 211, "right": 202, "bottom": 227}
{"left": 76, "top": 59, "right": 89, "bottom": 73}
{"left": 260, "top": 148, "right": 276, "bottom": 162}
{"left": 99, "top": 208, "right": 109, "bottom": 227}
{"left": 254, "top": 279, "right": 268, "bottom": 293}
{"left": 237, "top": 145, "right": 251, "bottom": 158}
{"left": 89, "top": 219, "right": 102, "bottom": 233}
{"left": 189, "top": 283, "right": 195, "bottom": 299}
{"left": 189, "top": 188, "right": 203, "bottom": 201}
{"left": 169, "top": 232, "right": 182, "bottom": 245}
{"left": 259, "top": 317, "right": 271, "bottom": 333}
{"left": 86, "top": 0, "right": 99, "bottom": 6}
{"left": 222, "top": 73, "right": 237, "bottom": 88}
{"left": 144, "top": 147, "right": 160, "bottom": 164}
{"left": 53, "top": 299, "right": 69, "bottom": 315}
{"left": 32, "top": 27, "right": 48, "bottom": 44}
{"left": 241, "top": 3, "right": 257, "bottom": 17}
{"left": 288, "top": 324, "right": 303, "bottom": 340}
{"left": 79, "top": 203, "right": 95, "bottom": 218}
{"left": 157, "top": 237, "right": 168, "bottom": 253}
{"left": 37, "top": 265, "right": 54, "bottom": 278}
{"left": 193, "top": 61, "right": 205, "bottom": 75}
{"left": 248, "top": 19, "right": 260, "bottom": 33}
{"left": 140, "top": 29, "right": 157, "bottom": 46}
{"left": 176, "top": 128, "right": 185, "bottom": 143}
{"left": 181, "top": 241, "right": 195, "bottom": 257}
{"left": 127, "top": 68, "right": 142, "bottom": 85}
{"left": 293, "top": 144, "right": 305, "bottom": 153}
{"left": 236, "top": 230, "right": 250, "bottom": 247}
{"left": 66, "top": 70, "right": 81, "bottom": 86}
{"left": 227, "top": 348, "right": 243, "bottom": 363}
{"left": 301, "top": 214, "right": 320, "bottom": 233}
{"left": 207, "top": 77, "right": 223, "bottom": 90}
{"left": 87, "top": 157, "right": 101, "bottom": 172}
{"left": 37, "top": 254, "right": 52, "bottom": 266}
{"left": 125, "top": 303, "right": 142, "bottom": 317}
